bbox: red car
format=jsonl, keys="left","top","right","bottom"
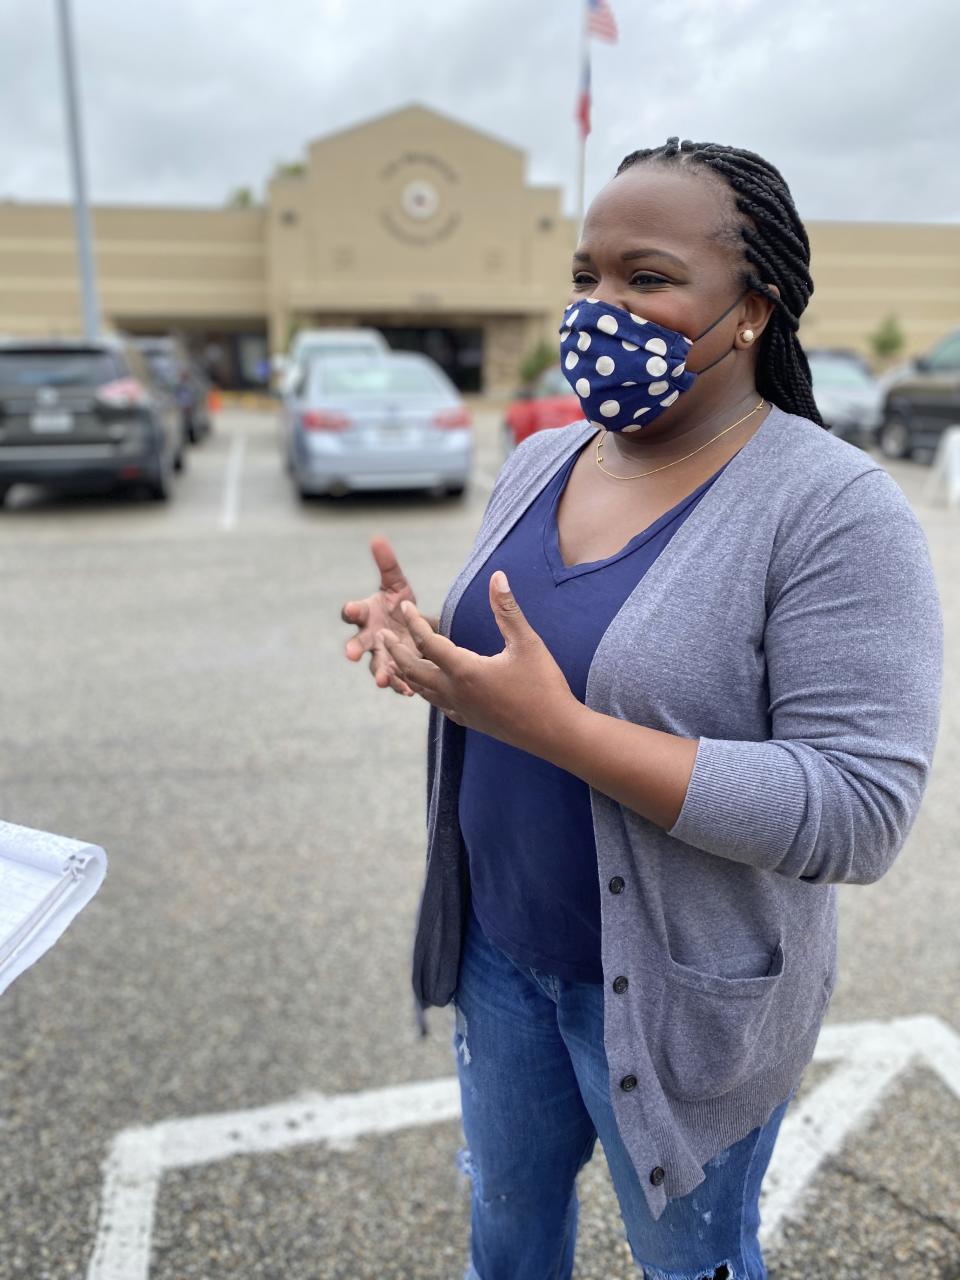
{"left": 502, "top": 364, "right": 581, "bottom": 457}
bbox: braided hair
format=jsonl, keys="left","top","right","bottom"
{"left": 616, "top": 137, "right": 823, "bottom": 426}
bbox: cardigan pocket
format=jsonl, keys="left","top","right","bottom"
{"left": 644, "top": 941, "right": 786, "bottom": 1102}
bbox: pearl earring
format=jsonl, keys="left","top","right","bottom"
{"left": 740, "top": 329, "right": 755, "bottom": 344}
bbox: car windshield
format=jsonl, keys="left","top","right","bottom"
{"left": 809, "top": 359, "right": 875, "bottom": 390}
{"left": 299, "top": 343, "right": 381, "bottom": 363}
{"left": 0, "top": 350, "right": 122, "bottom": 388}
{"left": 537, "top": 366, "right": 572, "bottom": 397}
{"left": 143, "top": 352, "right": 179, "bottom": 384}
{"left": 315, "top": 362, "right": 446, "bottom": 396}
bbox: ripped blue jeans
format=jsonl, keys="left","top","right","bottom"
{"left": 451, "top": 903, "right": 795, "bottom": 1280}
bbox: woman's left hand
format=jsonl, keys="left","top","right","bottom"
{"left": 379, "top": 571, "right": 579, "bottom": 754}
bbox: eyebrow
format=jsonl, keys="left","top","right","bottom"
{"left": 573, "top": 247, "right": 687, "bottom": 269}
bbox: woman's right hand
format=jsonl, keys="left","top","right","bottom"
{"left": 341, "top": 536, "right": 432, "bottom": 696}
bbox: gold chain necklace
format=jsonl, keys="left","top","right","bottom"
{"left": 595, "top": 398, "right": 766, "bottom": 481}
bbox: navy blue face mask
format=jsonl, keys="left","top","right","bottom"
{"left": 558, "top": 292, "right": 747, "bottom": 433}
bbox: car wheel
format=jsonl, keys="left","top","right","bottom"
{"left": 147, "top": 452, "right": 173, "bottom": 501}
{"left": 879, "top": 414, "right": 912, "bottom": 460}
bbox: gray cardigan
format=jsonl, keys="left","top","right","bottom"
{"left": 410, "top": 406, "right": 943, "bottom": 1221}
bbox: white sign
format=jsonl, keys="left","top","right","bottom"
{"left": 85, "top": 1015, "right": 960, "bottom": 1280}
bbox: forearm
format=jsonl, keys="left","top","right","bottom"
{"left": 538, "top": 701, "right": 699, "bottom": 831}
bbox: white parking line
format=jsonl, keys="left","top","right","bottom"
{"left": 219, "top": 429, "right": 246, "bottom": 531}
{"left": 85, "top": 1015, "right": 960, "bottom": 1280}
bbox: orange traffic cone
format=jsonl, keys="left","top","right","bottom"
{"left": 208, "top": 388, "right": 223, "bottom": 414}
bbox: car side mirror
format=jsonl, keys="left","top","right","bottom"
{"left": 913, "top": 355, "right": 930, "bottom": 372}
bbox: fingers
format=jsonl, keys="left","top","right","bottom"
{"left": 370, "top": 536, "right": 411, "bottom": 596}
{"left": 342, "top": 600, "right": 371, "bottom": 662}
{"left": 399, "top": 601, "right": 461, "bottom": 670}
{"left": 379, "top": 629, "right": 447, "bottom": 694}
{"left": 368, "top": 645, "right": 414, "bottom": 697}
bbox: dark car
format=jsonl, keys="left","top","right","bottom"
{"left": 133, "top": 335, "right": 213, "bottom": 444}
{"left": 503, "top": 364, "right": 581, "bottom": 458}
{"left": 0, "top": 336, "right": 185, "bottom": 505}
{"left": 877, "top": 329, "right": 960, "bottom": 459}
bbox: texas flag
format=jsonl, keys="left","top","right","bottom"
{"left": 577, "top": 0, "right": 618, "bottom": 139}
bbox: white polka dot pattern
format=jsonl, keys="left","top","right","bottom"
{"left": 558, "top": 296, "right": 697, "bottom": 433}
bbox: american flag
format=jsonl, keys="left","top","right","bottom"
{"left": 587, "top": 0, "right": 618, "bottom": 42}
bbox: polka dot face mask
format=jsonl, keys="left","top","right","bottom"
{"left": 558, "top": 293, "right": 746, "bottom": 433}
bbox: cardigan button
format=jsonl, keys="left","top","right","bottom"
{"left": 608, "top": 876, "right": 625, "bottom": 894}
{"left": 619, "top": 1074, "right": 638, "bottom": 1092}
{"left": 650, "top": 1166, "right": 665, "bottom": 1186}
{"left": 612, "top": 975, "right": 629, "bottom": 994}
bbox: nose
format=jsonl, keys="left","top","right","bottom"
{"left": 583, "top": 288, "right": 615, "bottom": 308}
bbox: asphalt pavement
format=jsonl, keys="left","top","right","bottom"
{"left": 0, "top": 407, "right": 957, "bottom": 1280}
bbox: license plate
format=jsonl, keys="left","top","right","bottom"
{"left": 30, "top": 410, "right": 73, "bottom": 433}
{"left": 368, "top": 424, "right": 416, "bottom": 447}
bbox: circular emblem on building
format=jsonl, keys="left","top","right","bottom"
{"left": 379, "top": 151, "right": 461, "bottom": 247}
{"left": 402, "top": 180, "right": 439, "bottom": 221}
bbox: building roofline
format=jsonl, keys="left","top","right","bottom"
{"left": 304, "top": 101, "right": 526, "bottom": 158}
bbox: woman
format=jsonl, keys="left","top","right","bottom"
{"left": 341, "top": 139, "right": 942, "bottom": 1280}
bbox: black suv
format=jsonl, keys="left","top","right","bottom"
{"left": 0, "top": 336, "right": 185, "bottom": 505}
{"left": 878, "top": 329, "right": 960, "bottom": 459}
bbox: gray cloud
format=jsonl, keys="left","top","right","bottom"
{"left": 1, "top": 0, "right": 958, "bottom": 222}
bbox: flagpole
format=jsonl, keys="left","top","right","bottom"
{"left": 576, "top": 0, "right": 589, "bottom": 237}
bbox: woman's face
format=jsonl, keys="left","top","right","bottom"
{"left": 570, "top": 165, "right": 758, "bottom": 391}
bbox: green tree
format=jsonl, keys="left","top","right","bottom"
{"left": 272, "top": 161, "right": 307, "bottom": 180}
{"left": 518, "top": 340, "right": 557, "bottom": 386}
{"left": 225, "top": 186, "right": 256, "bottom": 209}
{"left": 868, "top": 314, "right": 905, "bottom": 364}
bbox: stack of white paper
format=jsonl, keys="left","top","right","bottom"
{"left": 0, "top": 820, "right": 107, "bottom": 997}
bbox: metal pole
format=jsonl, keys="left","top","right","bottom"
{"left": 576, "top": 1, "right": 589, "bottom": 237}
{"left": 55, "top": 0, "right": 101, "bottom": 339}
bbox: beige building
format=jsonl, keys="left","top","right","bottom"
{"left": 1, "top": 104, "right": 958, "bottom": 391}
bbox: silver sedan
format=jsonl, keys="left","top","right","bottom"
{"left": 283, "top": 353, "right": 473, "bottom": 498}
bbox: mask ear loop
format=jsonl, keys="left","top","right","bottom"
{"left": 687, "top": 288, "right": 750, "bottom": 375}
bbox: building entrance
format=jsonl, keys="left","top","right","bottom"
{"left": 376, "top": 325, "right": 484, "bottom": 393}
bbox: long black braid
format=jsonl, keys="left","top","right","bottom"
{"left": 616, "top": 137, "right": 823, "bottom": 426}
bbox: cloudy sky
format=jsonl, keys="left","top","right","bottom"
{"left": 2, "top": 0, "right": 958, "bottom": 224}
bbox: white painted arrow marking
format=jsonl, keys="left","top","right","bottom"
{"left": 85, "top": 1015, "right": 960, "bottom": 1280}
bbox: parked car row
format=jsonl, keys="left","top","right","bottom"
{"left": 0, "top": 334, "right": 208, "bottom": 506}
{"left": 277, "top": 328, "right": 473, "bottom": 499}
{"left": 500, "top": 329, "right": 960, "bottom": 463}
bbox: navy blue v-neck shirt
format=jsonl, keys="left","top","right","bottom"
{"left": 450, "top": 441, "right": 731, "bottom": 982}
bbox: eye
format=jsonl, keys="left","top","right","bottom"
{"left": 571, "top": 271, "right": 596, "bottom": 288}
{"left": 630, "top": 272, "right": 669, "bottom": 287}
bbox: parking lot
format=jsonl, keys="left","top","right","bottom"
{"left": 0, "top": 407, "right": 958, "bottom": 1280}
